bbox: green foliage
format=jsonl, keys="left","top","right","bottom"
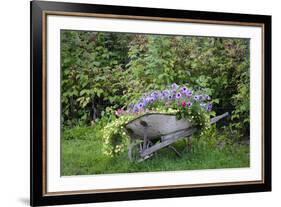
{"left": 101, "top": 115, "right": 133, "bottom": 157}
{"left": 61, "top": 31, "right": 250, "bottom": 137}
{"left": 176, "top": 102, "right": 212, "bottom": 130}
{"left": 193, "top": 125, "right": 235, "bottom": 152}
{"left": 61, "top": 31, "right": 133, "bottom": 126}
{"left": 230, "top": 59, "right": 250, "bottom": 137}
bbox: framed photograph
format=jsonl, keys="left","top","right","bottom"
{"left": 30, "top": 1, "right": 271, "bottom": 206}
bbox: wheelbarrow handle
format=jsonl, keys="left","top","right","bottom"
{"left": 210, "top": 112, "right": 229, "bottom": 124}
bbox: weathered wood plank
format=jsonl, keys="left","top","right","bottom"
{"left": 140, "top": 128, "right": 197, "bottom": 157}
{"left": 210, "top": 112, "right": 229, "bottom": 124}
{"left": 161, "top": 128, "right": 197, "bottom": 142}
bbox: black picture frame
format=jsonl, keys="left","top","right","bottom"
{"left": 30, "top": 1, "right": 271, "bottom": 206}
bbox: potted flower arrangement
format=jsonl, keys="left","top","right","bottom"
{"left": 102, "top": 83, "right": 215, "bottom": 157}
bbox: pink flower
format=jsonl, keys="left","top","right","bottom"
{"left": 182, "top": 101, "right": 187, "bottom": 107}
{"left": 115, "top": 109, "right": 124, "bottom": 117}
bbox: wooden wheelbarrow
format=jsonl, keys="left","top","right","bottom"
{"left": 125, "top": 112, "right": 229, "bottom": 162}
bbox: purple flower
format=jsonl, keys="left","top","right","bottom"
{"left": 162, "top": 90, "right": 169, "bottom": 98}
{"left": 181, "top": 86, "right": 188, "bottom": 93}
{"left": 205, "top": 95, "right": 211, "bottom": 100}
{"left": 199, "top": 95, "right": 204, "bottom": 102}
{"left": 194, "top": 95, "right": 199, "bottom": 101}
{"left": 133, "top": 106, "right": 139, "bottom": 113}
{"left": 207, "top": 103, "right": 212, "bottom": 111}
{"left": 145, "top": 97, "right": 151, "bottom": 103}
{"left": 144, "top": 96, "right": 153, "bottom": 104}
{"left": 186, "top": 90, "right": 192, "bottom": 97}
{"left": 138, "top": 102, "right": 144, "bottom": 109}
{"left": 168, "top": 95, "right": 173, "bottom": 100}
{"left": 150, "top": 97, "right": 156, "bottom": 103}
{"left": 151, "top": 91, "right": 159, "bottom": 99}
{"left": 171, "top": 83, "right": 178, "bottom": 90}
{"left": 176, "top": 92, "right": 182, "bottom": 99}
{"left": 187, "top": 101, "right": 192, "bottom": 107}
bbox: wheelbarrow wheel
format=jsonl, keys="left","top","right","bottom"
{"left": 128, "top": 141, "right": 141, "bottom": 162}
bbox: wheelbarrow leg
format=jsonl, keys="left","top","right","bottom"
{"left": 168, "top": 145, "right": 181, "bottom": 157}
{"left": 186, "top": 137, "right": 192, "bottom": 152}
{"left": 128, "top": 138, "right": 136, "bottom": 161}
{"left": 142, "top": 124, "right": 148, "bottom": 150}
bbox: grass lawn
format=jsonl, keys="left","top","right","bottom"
{"left": 62, "top": 126, "right": 250, "bottom": 176}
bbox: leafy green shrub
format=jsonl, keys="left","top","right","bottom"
{"left": 61, "top": 31, "right": 250, "bottom": 138}
{"left": 192, "top": 125, "right": 236, "bottom": 154}
{"left": 101, "top": 115, "right": 133, "bottom": 157}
